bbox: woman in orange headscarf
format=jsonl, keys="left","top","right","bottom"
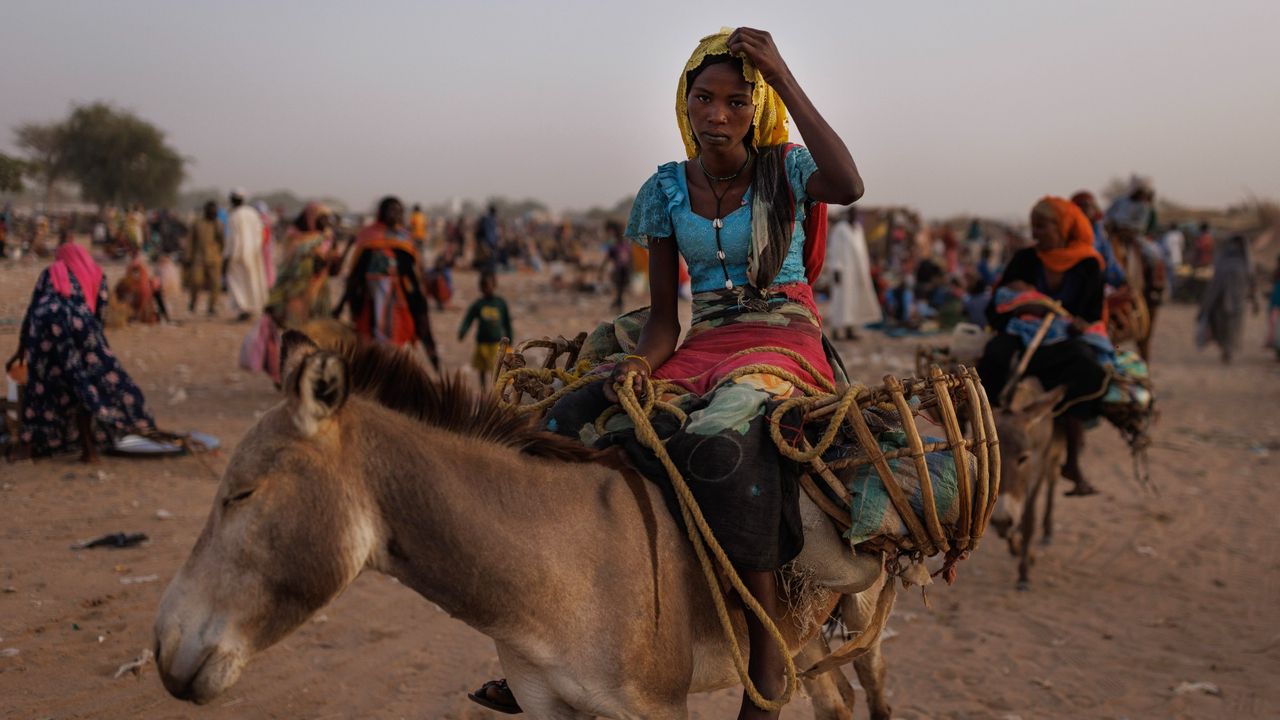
{"left": 978, "top": 196, "right": 1109, "bottom": 496}
{"left": 332, "top": 197, "right": 440, "bottom": 370}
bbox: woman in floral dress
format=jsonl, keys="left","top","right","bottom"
{"left": 6, "top": 241, "right": 155, "bottom": 461}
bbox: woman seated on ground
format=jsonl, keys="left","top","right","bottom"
{"left": 5, "top": 237, "right": 155, "bottom": 462}
{"left": 468, "top": 27, "right": 862, "bottom": 719}
{"left": 977, "top": 196, "right": 1108, "bottom": 496}
{"left": 114, "top": 248, "right": 172, "bottom": 324}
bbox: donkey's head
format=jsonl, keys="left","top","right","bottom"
{"left": 155, "top": 334, "right": 379, "bottom": 704}
{"left": 989, "top": 379, "right": 1064, "bottom": 544}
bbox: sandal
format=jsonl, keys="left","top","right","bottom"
{"left": 467, "top": 678, "right": 523, "bottom": 715}
{"left": 1061, "top": 464, "right": 1098, "bottom": 497}
{"left": 1064, "top": 482, "right": 1098, "bottom": 497}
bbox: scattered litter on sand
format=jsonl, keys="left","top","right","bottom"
{"left": 72, "top": 532, "right": 149, "bottom": 550}
{"left": 0, "top": 648, "right": 19, "bottom": 658}
{"left": 119, "top": 575, "right": 159, "bottom": 585}
{"left": 155, "top": 509, "right": 174, "bottom": 520}
{"left": 1173, "top": 681, "right": 1222, "bottom": 697}
{"left": 113, "top": 648, "right": 153, "bottom": 679}
{"left": 1134, "top": 544, "right": 1158, "bottom": 557}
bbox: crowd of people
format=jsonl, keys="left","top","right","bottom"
{"left": 1, "top": 186, "right": 656, "bottom": 461}
{"left": 812, "top": 178, "right": 1262, "bottom": 348}
{"left": 4, "top": 179, "right": 1273, "bottom": 464}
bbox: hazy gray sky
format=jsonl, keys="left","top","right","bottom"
{"left": 3, "top": 0, "right": 1276, "bottom": 219}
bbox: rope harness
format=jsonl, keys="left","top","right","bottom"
{"left": 494, "top": 337, "right": 999, "bottom": 711}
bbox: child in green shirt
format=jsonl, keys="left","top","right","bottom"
{"left": 458, "top": 271, "right": 513, "bottom": 381}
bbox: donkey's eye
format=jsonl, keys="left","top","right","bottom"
{"left": 1016, "top": 452, "right": 1032, "bottom": 467}
{"left": 224, "top": 488, "right": 256, "bottom": 506}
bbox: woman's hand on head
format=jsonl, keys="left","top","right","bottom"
{"left": 604, "top": 357, "right": 650, "bottom": 403}
{"left": 728, "top": 28, "right": 790, "bottom": 86}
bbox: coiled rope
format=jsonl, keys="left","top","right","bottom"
{"left": 495, "top": 344, "right": 994, "bottom": 710}
{"left": 615, "top": 370, "right": 798, "bottom": 711}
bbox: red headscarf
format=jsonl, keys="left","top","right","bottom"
{"left": 48, "top": 242, "right": 104, "bottom": 312}
{"left": 1033, "top": 196, "right": 1104, "bottom": 273}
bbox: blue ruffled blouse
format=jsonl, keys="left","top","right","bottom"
{"left": 625, "top": 146, "right": 819, "bottom": 293}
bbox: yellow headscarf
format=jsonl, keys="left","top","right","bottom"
{"left": 676, "top": 28, "right": 790, "bottom": 159}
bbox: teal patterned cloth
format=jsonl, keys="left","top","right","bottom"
{"left": 1103, "top": 349, "right": 1152, "bottom": 408}
{"left": 841, "top": 430, "right": 965, "bottom": 546}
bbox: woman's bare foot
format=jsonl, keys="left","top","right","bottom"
{"left": 1059, "top": 415, "right": 1096, "bottom": 497}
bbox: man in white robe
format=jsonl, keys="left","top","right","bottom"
{"left": 824, "top": 209, "right": 881, "bottom": 339}
{"left": 223, "top": 188, "right": 267, "bottom": 321}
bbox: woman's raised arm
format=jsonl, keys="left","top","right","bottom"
{"left": 728, "top": 27, "right": 863, "bottom": 204}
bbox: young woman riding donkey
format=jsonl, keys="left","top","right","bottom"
{"left": 469, "top": 27, "right": 866, "bottom": 718}
{"left": 154, "top": 27, "right": 887, "bottom": 720}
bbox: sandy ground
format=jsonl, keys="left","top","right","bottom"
{"left": 1, "top": 249, "right": 1278, "bottom": 720}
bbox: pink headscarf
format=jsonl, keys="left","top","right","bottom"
{"left": 48, "top": 243, "right": 104, "bottom": 312}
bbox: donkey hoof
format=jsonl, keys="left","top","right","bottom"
{"left": 1016, "top": 579, "right": 1030, "bottom": 592}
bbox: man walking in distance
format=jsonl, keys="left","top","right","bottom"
{"left": 224, "top": 188, "right": 268, "bottom": 322}
{"left": 186, "top": 200, "right": 224, "bottom": 315}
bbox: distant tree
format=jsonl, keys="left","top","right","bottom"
{"left": 59, "top": 102, "right": 186, "bottom": 207}
{"left": 0, "top": 152, "right": 27, "bottom": 192}
{"left": 13, "top": 121, "right": 68, "bottom": 205}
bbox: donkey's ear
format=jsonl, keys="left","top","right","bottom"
{"left": 280, "top": 330, "right": 320, "bottom": 388}
{"left": 1021, "top": 385, "right": 1067, "bottom": 428}
{"left": 288, "top": 351, "right": 350, "bottom": 437}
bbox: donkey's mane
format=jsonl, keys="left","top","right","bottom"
{"left": 340, "top": 341, "right": 605, "bottom": 463}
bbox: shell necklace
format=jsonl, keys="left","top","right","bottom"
{"left": 697, "top": 150, "right": 753, "bottom": 290}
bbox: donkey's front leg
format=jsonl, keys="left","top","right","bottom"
{"left": 796, "top": 634, "right": 854, "bottom": 720}
{"left": 1017, "top": 470, "right": 1043, "bottom": 591}
{"left": 1041, "top": 464, "right": 1058, "bottom": 546}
